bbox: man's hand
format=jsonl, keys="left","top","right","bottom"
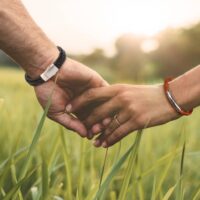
{"left": 0, "top": 0, "right": 109, "bottom": 138}
{"left": 34, "top": 58, "right": 108, "bottom": 137}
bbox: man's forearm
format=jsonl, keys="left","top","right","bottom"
{"left": 0, "top": 0, "right": 58, "bottom": 78}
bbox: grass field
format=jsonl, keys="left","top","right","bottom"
{"left": 1, "top": 67, "right": 200, "bottom": 200}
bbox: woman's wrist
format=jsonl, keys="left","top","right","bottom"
{"left": 169, "top": 66, "right": 200, "bottom": 112}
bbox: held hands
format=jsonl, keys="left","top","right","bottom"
{"left": 34, "top": 58, "right": 108, "bottom": 137}
{"left": 67, "top": 84, "right": 179, "bottom": 148}
{"left": 34, "top": 59, "right": 179, "bottom": 148}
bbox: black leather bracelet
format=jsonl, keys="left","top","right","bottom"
{"left": 25, "top": 46, "right": 67, "bottom": 86}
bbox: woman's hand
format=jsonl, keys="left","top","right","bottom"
{"left": 66, "top": 84, "right": 179, "bottom": 147}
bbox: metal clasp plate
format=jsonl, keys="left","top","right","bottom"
{"left": 40, "top": 64, "right": 59, "bottom": 81}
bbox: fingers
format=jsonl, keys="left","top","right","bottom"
{"left": 49, "top": 112, "right": 87, "bottom": 137}
{"left": 93, "top": 111, "right": 131, "bottom": 147}
{"left": 104, "top": 112, "right": 130, "bottom": 136}
{"left": 88, "top": 118, "right": 112, "bottom": 138}
{"left": 66, "top": 86, "right": 118, "bottom": 113}
{"left": 94, "top": 121, "right": 134, "bottom": 148}
{"left": 83, "top": 99, "right": 120, "bottom": 128}
{"left": 102, "top": 118, "right": 112, "bottom": 126}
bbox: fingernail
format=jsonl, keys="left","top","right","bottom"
{"left": 102, "top": 142, "right": 108, "bottom": 148}
{"left": 93, "top": 125, "right": 101, "bottom": 134}
{"left": 93, "top": 140, "right": 101, "bottom": 147}
{"left": 65, "top": 104, "right": 72, "bottom": 113}
{"left": 103, "top": 118, "right": 111, "bottom": 126}
{"left": 87, "top": 130, "right": 93, "bottom": 140}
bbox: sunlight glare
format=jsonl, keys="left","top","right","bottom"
{"left": 110, "top": 0, "right": 169, "bottom": 36}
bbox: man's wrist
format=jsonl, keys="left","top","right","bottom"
{"left": 25, "top": 45, "right": 59, "bottom": 79}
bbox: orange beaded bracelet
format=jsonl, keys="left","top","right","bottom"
{"left": 164, "top": 78, "right": 193, "bottom": 116}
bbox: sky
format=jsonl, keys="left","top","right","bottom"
{"left": 22, "top": 0, "right": 200, "bottom": 55}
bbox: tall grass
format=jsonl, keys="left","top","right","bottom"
{"left": 1, "top": 68, "right": 200, "bottom": 199}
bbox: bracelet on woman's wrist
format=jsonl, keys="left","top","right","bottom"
{"left": 25, "top": 46, "right": 67, "bottom": 86}
{"left": 164, "top": 78, "right": 193, "bottom": 116}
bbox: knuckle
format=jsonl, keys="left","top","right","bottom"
{"left": 113, "top": 133, "right": 119, "bottom": 139}
{"left": 105, "top": 128, "right": 112, "bottom": 135}
{"left": 87, "top": 112, "right": 99, "bottom": 125}
{"left": 115, "top": 84, "right": 128, "bottom": 91}
{"left": 85, "top": 118, "right": 93, "bottom": 127}
{"left": 84, "top": 89, "right": 95, "bottom": 99}
{"left": 133, "top": 116, "right": 144, "bottom": 128}
{"left": 127, "top": 105, "right": 135, "bottom": 113}
{"left": 118, "top": 92, "right": 131, "bottom": 104}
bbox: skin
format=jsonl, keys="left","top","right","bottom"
{"left": 1, "top": 0, "right": 200, "bottom": 148}
{"left": 68, "top": 65, "right": 200, "bottom": 148}
{"left": 0, "top": 0, "right": 108, "bottom": 137}
{"left": 34, "top": 58, "right": 108, "bottom": 137}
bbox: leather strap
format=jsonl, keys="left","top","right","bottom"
{"left": 25, "top": 46, "right": 66, "bottom": 86}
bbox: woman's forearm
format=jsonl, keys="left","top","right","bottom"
{"left": 170, "top": 65, "right": 200, "bottom": 111}
{"left": 67, "top": 64, "right": 200, "bottom": 147}
{"left": 0, "top": 0, "right": 58, "bottom": 78}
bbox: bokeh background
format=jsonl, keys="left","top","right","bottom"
{"left": 1, "top": 1, "right": 200, "bottom": 199}
{"left": 1, "top": 0, "right": 200, "bottom": 82}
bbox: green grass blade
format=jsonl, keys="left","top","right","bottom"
{"left": 155, "top": 147, "right": 177, "bottom": 199}
{"left": 118, "top": 132, "right": 142, "bottom": 200}
{"left": 97, "top": 148, "right": 109, "bottom": 200}
{"left": 85, "top": 185, "right": 99, "bottom": 200}
{"left": 135, "top": 155, "right": 145, "bottom": 200}
{"left": 60, "top": 128, "right": 73, "bottom": 200}
{"left": 41, "top": 158, "right": 49, "bottom": 200}
{"left": 76, "top": 189, "right": 80, "bottom": 200}
{"left": 140, "top": 147, "right": 181, "bottom": 179}
{"left": 176, "top": 141, "right": 186, "bottom": 200}
{"left": 93, "top": 130, "right": 143, "bottom": 200}
{"left": 162, "top": 184, "right": 177, "bottom": 200}
{"left": 0, "top": 162, "right": 12, "bottom": 197}
{"left": 0, "top": 146, "right": 28, "bottom": 172}
{"left": 0, "top": 188, "right": 6, "bottom": 197}
{"left": 9, "top": 88, "right": 54, "bottom": 199}
{"left": 10, "top": 161, "right": 23, "bottom": 200}
{"left": 3, "top": 167, "right": 37, "bottom": 200}
{"left": 18, "top": 90, "right": 53, "bottom": 180}
{"left": 180, "top": 142, "right": 186, "bottom": 176}
{"left": 78, "top": 139, "right": 86, "bottom": 200}
{"left": 99, "top": 148, "right": 109, "bottom": 189}
{"left": 31, "top": 187, "right": 39, "bottom": 200}
{"left": 48, "top": 135, "right": 60, "bottom": 174}
{"left": 110, "top": 191, "right": 117, "bottom": 200}
{"left": 151, "top": 177, "right": 156, "bottom": 200}
{"left": 192, "top": 187, "right": 200, "bottom": 200}
{"left": 113, "top": 141, "right": 122, "bottom": 164}
{"left": 93, "top": 144, "right": 132, "bottom": 200}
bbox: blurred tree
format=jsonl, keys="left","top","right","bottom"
{"left": 75, "top": 49, "right": 115, "bottom": 82}
{"left": 1, "top": 22, "right": 200, "bottom": 82}
{"left": 81, "top": 49, "right": 106, "bottom": 65}
{"left": 111, "top": 34, "right": 146, "bottom": 81}
{"left": 151, "top": 23, "right": 200, "bottom": 78}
